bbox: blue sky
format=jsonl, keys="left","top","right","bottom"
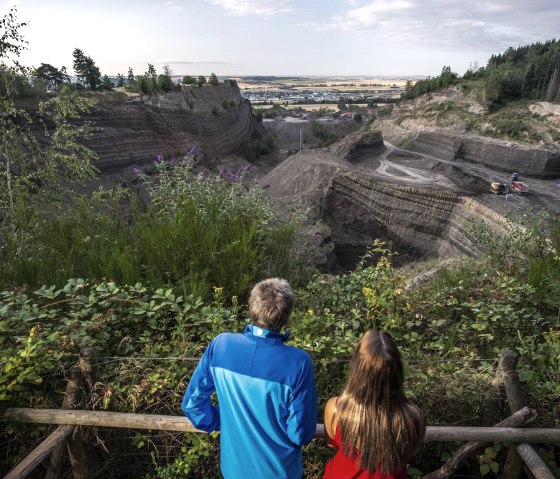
{"left": 4, "top": 0, "right": 560, "bottom": 78}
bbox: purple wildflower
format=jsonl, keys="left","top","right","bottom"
{"left": 262, "top": 184, "right": 271, "bottom": 190}
{"left": 244, "top": 163, "right": 253, "bottom": 172}
{"left": 218, "top": 169, "right": 226, "bottom": 178}
{"left": 189, "top": 145, "right": 199, "bottom": 154}
{"left": 253, "top": 178, "right": 259, "bottom": 185}
{"left": 227, "top": 172, "right": 238, "bottom": 182}
{"left": 170, "top": 156, "right": 177, "bottom": 165}
{"left": 155, "top": 154, "right": 164, "bottom": 162}
{"left": 132, "top": 167, "right": 141, "bottom": 175}
{"left": 187, "top": 159, "right": 194, "bottom": 167}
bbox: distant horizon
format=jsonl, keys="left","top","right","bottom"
{"left": 5, "top": 1, "right": 559, "bottom": 79}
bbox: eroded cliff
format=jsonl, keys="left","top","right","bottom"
{"left": 262, "top": 131, "right": 535, "bottom": 271}
{"left": 78, "top": 83, "right": 266, "bottom": 177}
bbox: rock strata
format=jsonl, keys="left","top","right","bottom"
{"left": 263, "top": 131, "right": 511, "bottom": 271}
{"left": 74, "top": 84, "right": 266, "bottom": 178}
{"left": 411, "top": 132, "right": 560, "bottom": 178}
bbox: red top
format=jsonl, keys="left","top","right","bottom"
{"left": 322, "top": 427, "right": 408, "bottom": 479}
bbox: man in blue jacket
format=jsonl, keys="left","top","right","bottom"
{"left": 182, "top": 278, "right": 317, "bottom": 478}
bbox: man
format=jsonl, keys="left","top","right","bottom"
{"left": 182, "top": 278, "right": 317, "bottom": 478}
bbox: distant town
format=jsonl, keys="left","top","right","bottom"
{"left": 234, "top": 77, "right": 408, "bottom": 105}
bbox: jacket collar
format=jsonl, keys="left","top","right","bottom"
{"left": 244, "top": 324, "right": 290, "bottom": 343}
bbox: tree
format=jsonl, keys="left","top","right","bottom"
{"left": 197, "top": 75, "right": 207, "bottom": 86}
{"left": 1, "top": 10, "right": 98, "bottom": 255}
{"left": 182, "top": 75, "right": 196, "bottom": 85}
{"left": 127, "top": 67, "right": 135, "bottom": 85}
{"left": 209, "top": 72, "right": 219, "bottom": 86}
{"left": 0, "top": 7, "right": 27, "bottom": 63}
{"left": 34, "top": 63, "right": 69, "bottom": 92}
{"left": 116, "top": 73, "right": 125, "bottom": 88}
{"left": 158, "top": 74, "right": 174, "bottom": 92}
{"left": 146, "top": 63, "right": 156, "bottom": 78}
{"left": 101, "top": 74, "right": 113, "bottom": 90}
{"left": 72, "top": 48, "right": 100, "bottom": 90}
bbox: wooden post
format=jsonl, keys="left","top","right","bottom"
{"left": 501, "top": 350, "right": 527, "bottom": 479}
{"left": 79, "top": 347, "right": 102, "bottom": 476}
{"left": 422, "top": 407, "right": 537, "bottom": 479}
{"left": 515, "top": 443, "right": 556, "bottom": 479}
{"left": 46, "top": 368, "right": 84, "bottom": 479}
{"left": 482, "top": 353, "right": 507, "bottom": 426}
{"left": 3, "top": 425, "right": 75, "bottom": 479}
{"left": 79, "top": 347, "right": 101, "bottom": 406}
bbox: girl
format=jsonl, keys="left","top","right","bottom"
{"left": 323, "top": 330, "right": 425, "bottom": 479}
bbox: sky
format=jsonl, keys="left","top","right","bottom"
{"left": 3, "top": 0, "right": 559, "bottom": 78}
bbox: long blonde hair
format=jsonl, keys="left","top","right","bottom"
{"left": 335, "top": 330, "right": 425, "bottom": 474}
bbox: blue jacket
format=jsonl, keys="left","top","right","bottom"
{"left": 182, "top": 325, "right": 317, "bottom": 479}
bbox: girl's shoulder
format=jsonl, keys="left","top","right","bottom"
{"left": 324, "top": 396, "right": 339, "bottom": 439}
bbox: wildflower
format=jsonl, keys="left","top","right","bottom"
{"left": 189, "top": 145, "right": 199, "bottom": 154}
{"left": 253, "top": 178, "right": 259, "bottom": 185}
{"left": 170, "top": 156, "right": 177, "bottom": 165}
{"left": 156, "top": 154, "right": 164, "bottom": 162}
{"left": 218, "top": 169, "right": 226, "bottom": 177}
{"left": 132, "top": 167, "right": 141, "bottom": 174}
{"left": 307, "top": 309, "right": 314, "bottom": 316}
{"left": 244, "top": 163, "right": 253, "bottom": 172}
{"left": 262, "top": 183, "right": 270, "bottom": 190}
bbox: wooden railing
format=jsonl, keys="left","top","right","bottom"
{"left": 2, "top": 349, "right": 558, "bottom": 479}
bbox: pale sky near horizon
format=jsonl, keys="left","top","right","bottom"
{"left": 3, "top": 0, "right": 559, "bottom": 78}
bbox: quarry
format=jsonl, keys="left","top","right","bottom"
{"left": 76, "top": 82, "right": 560, "bottom": 272}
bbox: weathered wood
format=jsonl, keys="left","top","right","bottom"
{"left": 4, "top": 407, "right": 559, "bottom": 443}
{"left": 502, "top": 350, "right": 526, "bottom": 415}
{"left": 46, "top": 369, "right": 84, "bottom": 479}
{"left": 515, "top": 443, "right": 556, "bottom": 479}
{"left": 503, "top": 450, "right": 525, "bottom": 479}
{"left": 3, "top": 425, "right": 75, "bottom": 479}
{"left": 482, "top": 354, "right": 507, "bottom": 426}
{"left": 66, "top": 428, "right": 88, "bottom": 479}
{"left": 79, "top": 347, "right": 100, "bottom": 402}
{"left": 501, "top": 349, "right": 527, "bottom": 479}
{"left": 422, "top": 407, "right": 537, "bottom": 479}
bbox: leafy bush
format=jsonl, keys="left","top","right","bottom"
{"left": 311, "top": 120, "right": 338, "bottom": 147}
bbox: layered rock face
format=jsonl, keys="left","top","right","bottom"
{"left": 323, "top": 173, "right": 507, "bottom": 268}
{"left": 263, "top": 131, "right": 510, "bottom": 270}
{"left": 77, "top": 84, "right": 265, "bottom": 176}
{"left": 411, "top": 132, "right": 560, "bottom": 178}
{"left": 329, "top": 131, "right": 385, "bottom": 163}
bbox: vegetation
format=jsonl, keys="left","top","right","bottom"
{"left": 1, "top": 216, "right": 559, "bottom": 476}
{"left": 311, "top": 120, "right": 339, "bottom": 147}
{"left": 403, "top": 39, "right": 560, "bottom": 109}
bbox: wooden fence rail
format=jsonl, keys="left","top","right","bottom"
{"left": 4, "top": 407, "right": 560, "bottom": 444}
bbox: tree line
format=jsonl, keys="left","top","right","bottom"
{"left": 402, "top": 39, "right": 560, "bottom": 107}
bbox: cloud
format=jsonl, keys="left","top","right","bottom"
{"left": 317, "top": 0, "right": 560, "bottom": 52}
{"left": 205, "top": 0, "right": 293, "bottom": 16}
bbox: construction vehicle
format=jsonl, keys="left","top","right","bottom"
{"left": 511, "top": 180, "right": 529, "bottom": 195}
{"left": 490, "top": 181, "right": 509, "bottom": 195}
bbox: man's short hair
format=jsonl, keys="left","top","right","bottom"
{"left": 248, "top": 278, "right": 294, "bottom": 332}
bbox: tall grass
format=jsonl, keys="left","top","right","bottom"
{"left": 0, "top": 156, "right": 305, "bottom": 300}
